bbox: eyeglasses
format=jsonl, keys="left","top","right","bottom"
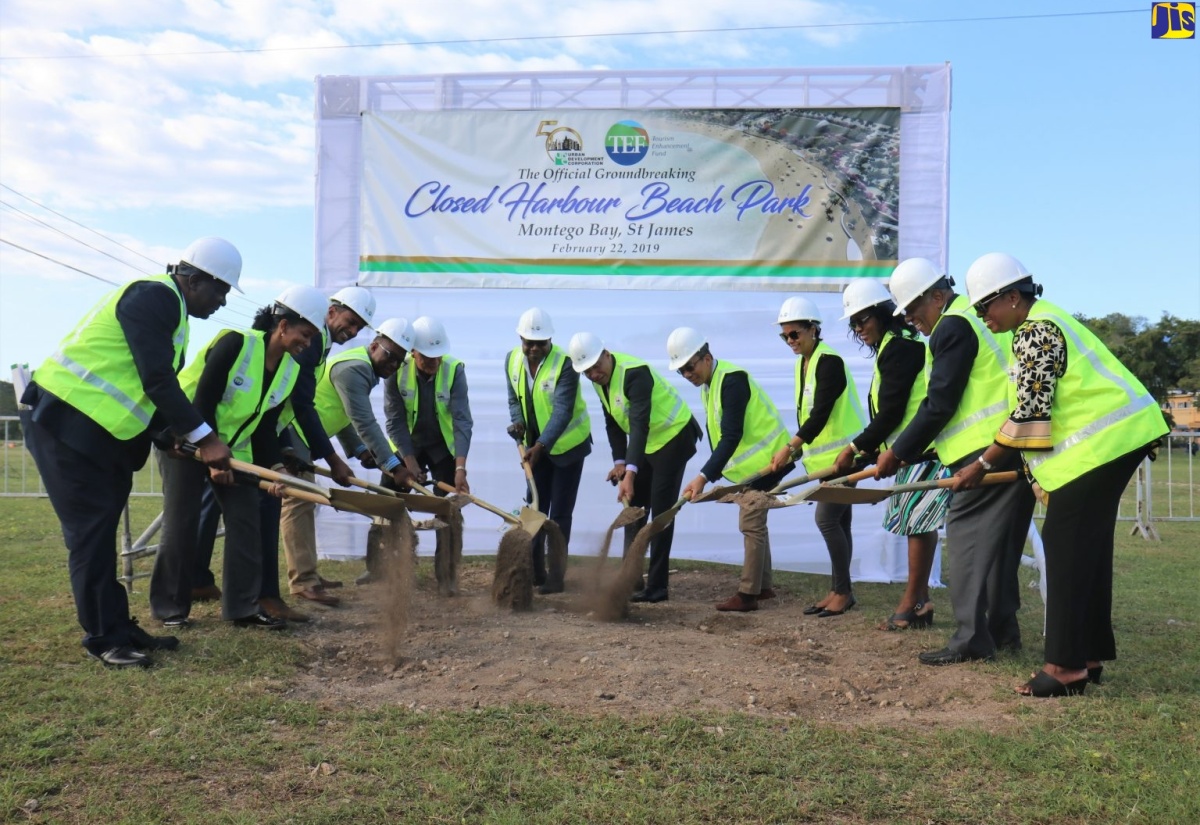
{"left": 377, "top": 341, "right": 405, "bottom": 365}
{"left": 677, "top": 354, "right": 704, "bottom": 376}
{"left": 974, "top": 292, "right": 1006, "bottom": 318}
{"left": 849, "top": 313, "right": 874, "bottom": 330}
{"left": 901, "top": 292, "right": 928, "bottom": 317}
{"left": 779, "top": 329, "right": 803, "bottom": 343}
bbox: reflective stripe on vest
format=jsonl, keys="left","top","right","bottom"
{"left": 871, "top": 330, "right": 927, "bottom": 450}
{"left": 594, "top": 352, "right": 691, "bottom": 454}
{"left": 34, "top": 274, "right": 188, "bottom": 440}
{"left": 796, "top": 342, "right": 868, "bottom": 473}
{"left": 1018, "top": 300, "right": 1168, "bottom": 491}
{"left": 702, "top": 360, "right": 789, "bottom": 483}
{"left": 929, "top": 295, "right": 1013, "bottom": 465}
{"left": 276, "top": 323, "right": 335, "bottom": 437}
{"left": 179, "top": 330, "right": 300, "bottom": 462}
{"left": 313, "top": 347, "right": 374, "bottom": 438}
{"left": 507, "top": 344, "right": 590, "bottom": 455}
{"left": 399, "top": 356, "right": 460, "bottom": 454}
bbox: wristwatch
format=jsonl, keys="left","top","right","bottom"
{"left": 976, "top": 455, "right": 994, "bottom": 471}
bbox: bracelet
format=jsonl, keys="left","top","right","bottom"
{"left": 977, "top": 455, "right": 994, "bottom": 471}
{"left": 455, "top": 467, "right": 467, "bottom": 475}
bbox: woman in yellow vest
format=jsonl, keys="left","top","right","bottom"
{"left": 768, "top": 297, "right": 867, "bottom": 618}
{"left": 150, "top": 287, "right": 325, "bottom": 631}
{"left": 959, "top": 253, "right": 1168, "bottom": 697}
{"left": 832, "top": 280, "right": 951, "bottom": 631}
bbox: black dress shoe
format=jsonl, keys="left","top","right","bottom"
{"left": 161, "top": 616, "right": 191, "bottom": 629}
{"left": 817, "top": 595, "right": 857, "bottom": 618}
{"left": 232, "top": 611, "right": 287, "bottom": 630}
{"left": 802, "top": 604, "right": 825, "bottom": 615}
{"left": 630, "top": 588, "right": 669, "bottom": 603}
{"left": 87, "top": 646, "right": 153, "bottom": 669}
{"left": 918, "top": 647, "right": 994, "bottom": 666}
{"left": 128, "top": 619, "right": 179, "bottom": 651}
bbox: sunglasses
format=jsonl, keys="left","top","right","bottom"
{"left": 974, "top": 292, "right": 1006, "bottom": 318}
{"left": 779, "top": 329, "right": 804, "bottom": 343}
{"left": 677, "top": 354, "right": 704, "bottom": 376}
{"left": 849, "top": 313, "right": 874, "bottom": 330}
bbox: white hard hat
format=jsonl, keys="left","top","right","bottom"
{"left": 888, "top": 258, "right": 948, "bottom": 316}
{"left": 180, "top": 237, "right": 242, "bottom": 293}
{"left": 667, "top": 327, "right": 707, "bottom": 371}
{"left": 777, "top": 296, "right": 822, "bottom": 325}
{"left": 275, "top": 286, "right": 328, "bottom": 330}
{"left": 411, "top": 316, "right": 449, "bottom": 358}
{"left": 966, "top": 252, "right": 1034, "bottom": 305}
{"left": 839, "top": 279, "right": 894, "bottom": 320}
{"left": 567, "top": 332, "right": 604, "bottom": 372}
{"left": 375, "top": 317, "right": 415, "bottom": 352}
{"left": 330, "top": 286, "right": 377, "bottom": 328}
{"left": 516, "top": 307, "right": 554, "bottom": 340}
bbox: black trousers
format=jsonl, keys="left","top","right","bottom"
{"left": 1041, "top": 444, "right": 1150, "bottom": 669}
{"left": 25, "top": 418, "right": 137, "bottom": 653}
{"left": 529, "top": 455, "right": 585, "bottom": 587}
{"left": 622, "top": 422, "right": 699, "bottom": 593}
{"left": 193, "top": 481, "right": 282, "bottom": 598}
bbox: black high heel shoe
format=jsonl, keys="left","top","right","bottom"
{"left": 1019, "top": 671, "right": 1088, "bottom": 698}
{"left": 817, "top": 595, "right": 856, "bottom": 618}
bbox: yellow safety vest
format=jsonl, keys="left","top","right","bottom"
{"left": 276, "top": 324, "right": 333, "bottom": 439}
{"left": 312, "top": 346, "right": 373, "bottom": 438}
{"left": 594, "top": 352, "right": 692, "bottom": 454}
{"left": 1013, "top": 300, "right": 1168, "bottom": 491}
{"left": 507, "top": 344, "right": 590, "bottom": 455}
{"left": 796, "top": 342, "right": 868, "bottom": 473}
{"left": 927, "top": 295, "right": 1012, "bottom": 465}
{"left": 398, "top": 355, "right": 462, "bottom": 455}
{"left": 34, "top": 274, "right": 188, "bottom": 440}
{"left": 871, "top": 330, "right": 927, "bottom": 451}
{"left": 178, "top": 330, "right": 300, "bottom": 462}
{"left": 702, "top": 360, "right": 790, "bottom": 483}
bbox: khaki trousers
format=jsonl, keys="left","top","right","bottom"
{"left": 280, "top": 469, "right": 321, "bottom": 593}
{"left": 737, "top": 504, "right": 773, "bottom": 595}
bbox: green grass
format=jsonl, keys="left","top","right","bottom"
{"left": 2, "top": 493, "right": 1199, "bottom": 823}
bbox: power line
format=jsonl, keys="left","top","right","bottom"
{"left": 0, "top": 8, "right": 1142, "bottom": 61}
{"left": 0, "top": 199, "right": 156, "bottom": 277}
{"left": 0, "top": 236, "right": 257, "bottom": 325}
{"left": 0, "top": 183, "right": 162, "bottom": 268}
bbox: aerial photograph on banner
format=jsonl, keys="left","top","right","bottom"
{"left": 360, "top": 107, "right": 899, "bottom": 288}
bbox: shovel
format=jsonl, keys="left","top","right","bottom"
{"left": 241, "top": 476, "right": 390, "bottom": 520}
{"left": 690, "top": 446, "right": 803, "bottom": 503}
{"left": 804, "top": 470, "right": 1020, "bottom": 505}
{"left": 304, "top": 461, "right": 453, "bottom": 517}
{"left": 767, "top": 465, "right": 839, "bottom": 494}
{"left": 514, "top": 444, "right": 550, "bottom": 536}
{"left": 777, "top": 466, "right": 878, "bottom": 507}
{"left": 436, "top": 481, "right": 522, "bottom": 526}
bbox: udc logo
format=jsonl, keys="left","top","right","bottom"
{"left": 1151, "top": 2, "right": 1195, "bottom": 38}
{"left": 605, "top": 120, "right": 650, "bottom": 166}
{"left": 537, "top": 120, "right": 584, "bottom": 165}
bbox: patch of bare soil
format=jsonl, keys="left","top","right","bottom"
{"left": 289, "top": 557, "right": 1032, "bottom": 731}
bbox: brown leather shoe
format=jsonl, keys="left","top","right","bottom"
{"left": 294, "top": 586, "right": 340, "bottom": 607}
{"left": 191, "top": 584, "right": 222, "bottom": 602}
{"left": 715, "top": 592, "right": 759, "bottom": 612}
{"left": 318, "top": 576, "right": 343, "bottom": 589}
{"left": 259, "top": 597, "right": 310, "bottom": 622}
{"left": 758, "top": 587, "right": 776, "bottom": 601}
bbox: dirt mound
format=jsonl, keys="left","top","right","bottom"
{"left": 292, "top": 562, "right": 1028, "bottom": 730}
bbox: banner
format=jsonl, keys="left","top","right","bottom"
{"left": 360, "top": 108, "right": 900, "bottom": 290}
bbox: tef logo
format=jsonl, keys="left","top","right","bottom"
{"left": 605, "top": 121, "right": 650, "bottom": 166}
{"left": 1151, "top": 2, "right": 1195, "bottom": 38}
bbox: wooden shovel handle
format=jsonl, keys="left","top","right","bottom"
{"left": 255, "top": 479, "right": 330, "bottom": 507}
{"left": 436, "top": 481, "right": 519, "bottom": 524}
{"left": 768, "top": 465, "right": 839, "bottom": 494}
{"left": 228, "top": 458, "right": 329, "bottom": 498}
{"left": 820, "top": 466, "right": 878, "bottom": 487}
{"left": 310, "top": 464, "right": 398, "bottom": 497}
{"left": 892, "top": 470, "right": 1020, "bottom": 494}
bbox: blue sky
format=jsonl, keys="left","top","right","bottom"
{"left": 1, "top": 1, "right": 1197, "bottom": 373}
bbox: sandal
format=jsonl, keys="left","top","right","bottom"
{"left": 1018, "top": 670, "right": 1088, "bottom": 698}
{"left": 881, "top": 600, "right": 934, "bottom": 631}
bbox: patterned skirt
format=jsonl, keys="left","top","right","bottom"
{"left": 883, "top": 459, "right": 952, "bottom": 536}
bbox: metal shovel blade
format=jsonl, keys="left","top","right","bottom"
{"left": 516, "top": 506, "right": 549, "bottom": 536}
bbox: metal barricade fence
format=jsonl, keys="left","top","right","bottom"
{"left": 1, "top": 415, "right": 162, "bottom": 497}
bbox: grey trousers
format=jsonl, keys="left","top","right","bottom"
{"left": 150, "top": 452, "right": 264, "bottom": 621}
{"left": 814, "top": 500, "right": 854, "bottom": 595}
{"left": 943, "top": 448, "right": 1036, "bottom": 657}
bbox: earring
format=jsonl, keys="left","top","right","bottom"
{"left": 1011, "top": 303, "right": 1016, "bottom": 309}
